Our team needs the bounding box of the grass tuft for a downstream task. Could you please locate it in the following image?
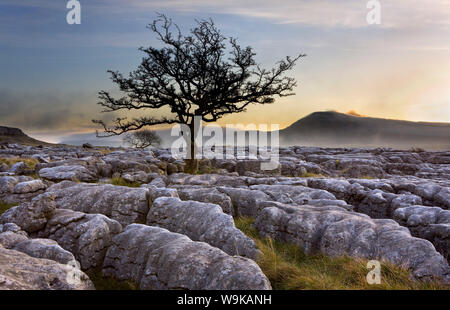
[98,148,115,155]
[360,175,376,180]
[109,177,141,188]
[235,217,447,290]
[0,201,16,216]
[0,157,39,171]
[300,172,323,178]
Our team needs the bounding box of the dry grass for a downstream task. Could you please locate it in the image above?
[97,148,116,155]
[300,172,324,178]
[235,217,448,290]
[0,201,16,216]
[0,157,39,171]
[360,175,376,180]
[110,177,141,188]
[28,173,41,180]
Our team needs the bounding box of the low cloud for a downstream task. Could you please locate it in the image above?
[5,0,450,29]
[119,0,450,29]
[346,110,367,117]
[0,89,111,132]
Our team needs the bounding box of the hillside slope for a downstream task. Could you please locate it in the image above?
[280,111,450,150]
[0,126,52,146]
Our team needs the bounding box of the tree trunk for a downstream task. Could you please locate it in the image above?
[184,121,198,174]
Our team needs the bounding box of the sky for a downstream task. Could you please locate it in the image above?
[0,0,449,143]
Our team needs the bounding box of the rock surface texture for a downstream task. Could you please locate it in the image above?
[46,181,150,226]
[254,202,449,282]
[147,197,260,259]
[0,143,449,288]
[103,224,271,290]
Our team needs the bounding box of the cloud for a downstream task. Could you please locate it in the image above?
[0,89,104,131]
[0,88,177,133]
[1,0,449,128]
[113,0,450,29]
[5,0,449,29]
[346,110,367,117]
[0,0,61,9]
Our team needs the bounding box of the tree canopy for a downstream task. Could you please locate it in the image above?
[123,129,161,149]
[93,14,304,138]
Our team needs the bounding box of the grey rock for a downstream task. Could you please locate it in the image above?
[0,176,47,204]
[8,162,27,175]
[31,154,50,164]
[146,185,179,204]
[307,178,352,200]
[250,184,337,206]
[254,202,450,283]
[37,209,122,269]
[435,188,450,210]
[148,177,166,188]
[122,171,151,184]
[46,181,150,226]
[39,165,98,182]
[0,193,56,233]
[12,180,47,194]
[349,179,394,192]
[2,143,450,287]
[244,176,279,186]
[273,177,308,186]
[385,163,420,175]
[342,164,385,178]
[103,224,271,290]
[307,199,353,211]
[0,231,28,248]
[217,187,270,217]
[176,187,234,215]
[0,247,94,290]
[391,194,423,211]
[0,176,19,193]
[355,189,392,219]
[415,184,442,201]
[236,160,281,176]
[147,197,259,259]
[12,237,76,265]
[394,205,450,261]
[168,173,247,187]
[103,158,156,175]
[0,223,27,235]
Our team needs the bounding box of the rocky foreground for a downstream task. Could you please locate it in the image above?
[0,143,449,289]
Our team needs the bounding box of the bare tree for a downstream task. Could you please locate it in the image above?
[93,14,304,171]
[123,129,161,149]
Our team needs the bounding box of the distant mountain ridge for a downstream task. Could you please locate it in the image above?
[4,111,449,150]
[280,111,450,150]
[0,126,52,146]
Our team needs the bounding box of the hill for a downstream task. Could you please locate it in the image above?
[0,126,52,146]
[280,111,450,150]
